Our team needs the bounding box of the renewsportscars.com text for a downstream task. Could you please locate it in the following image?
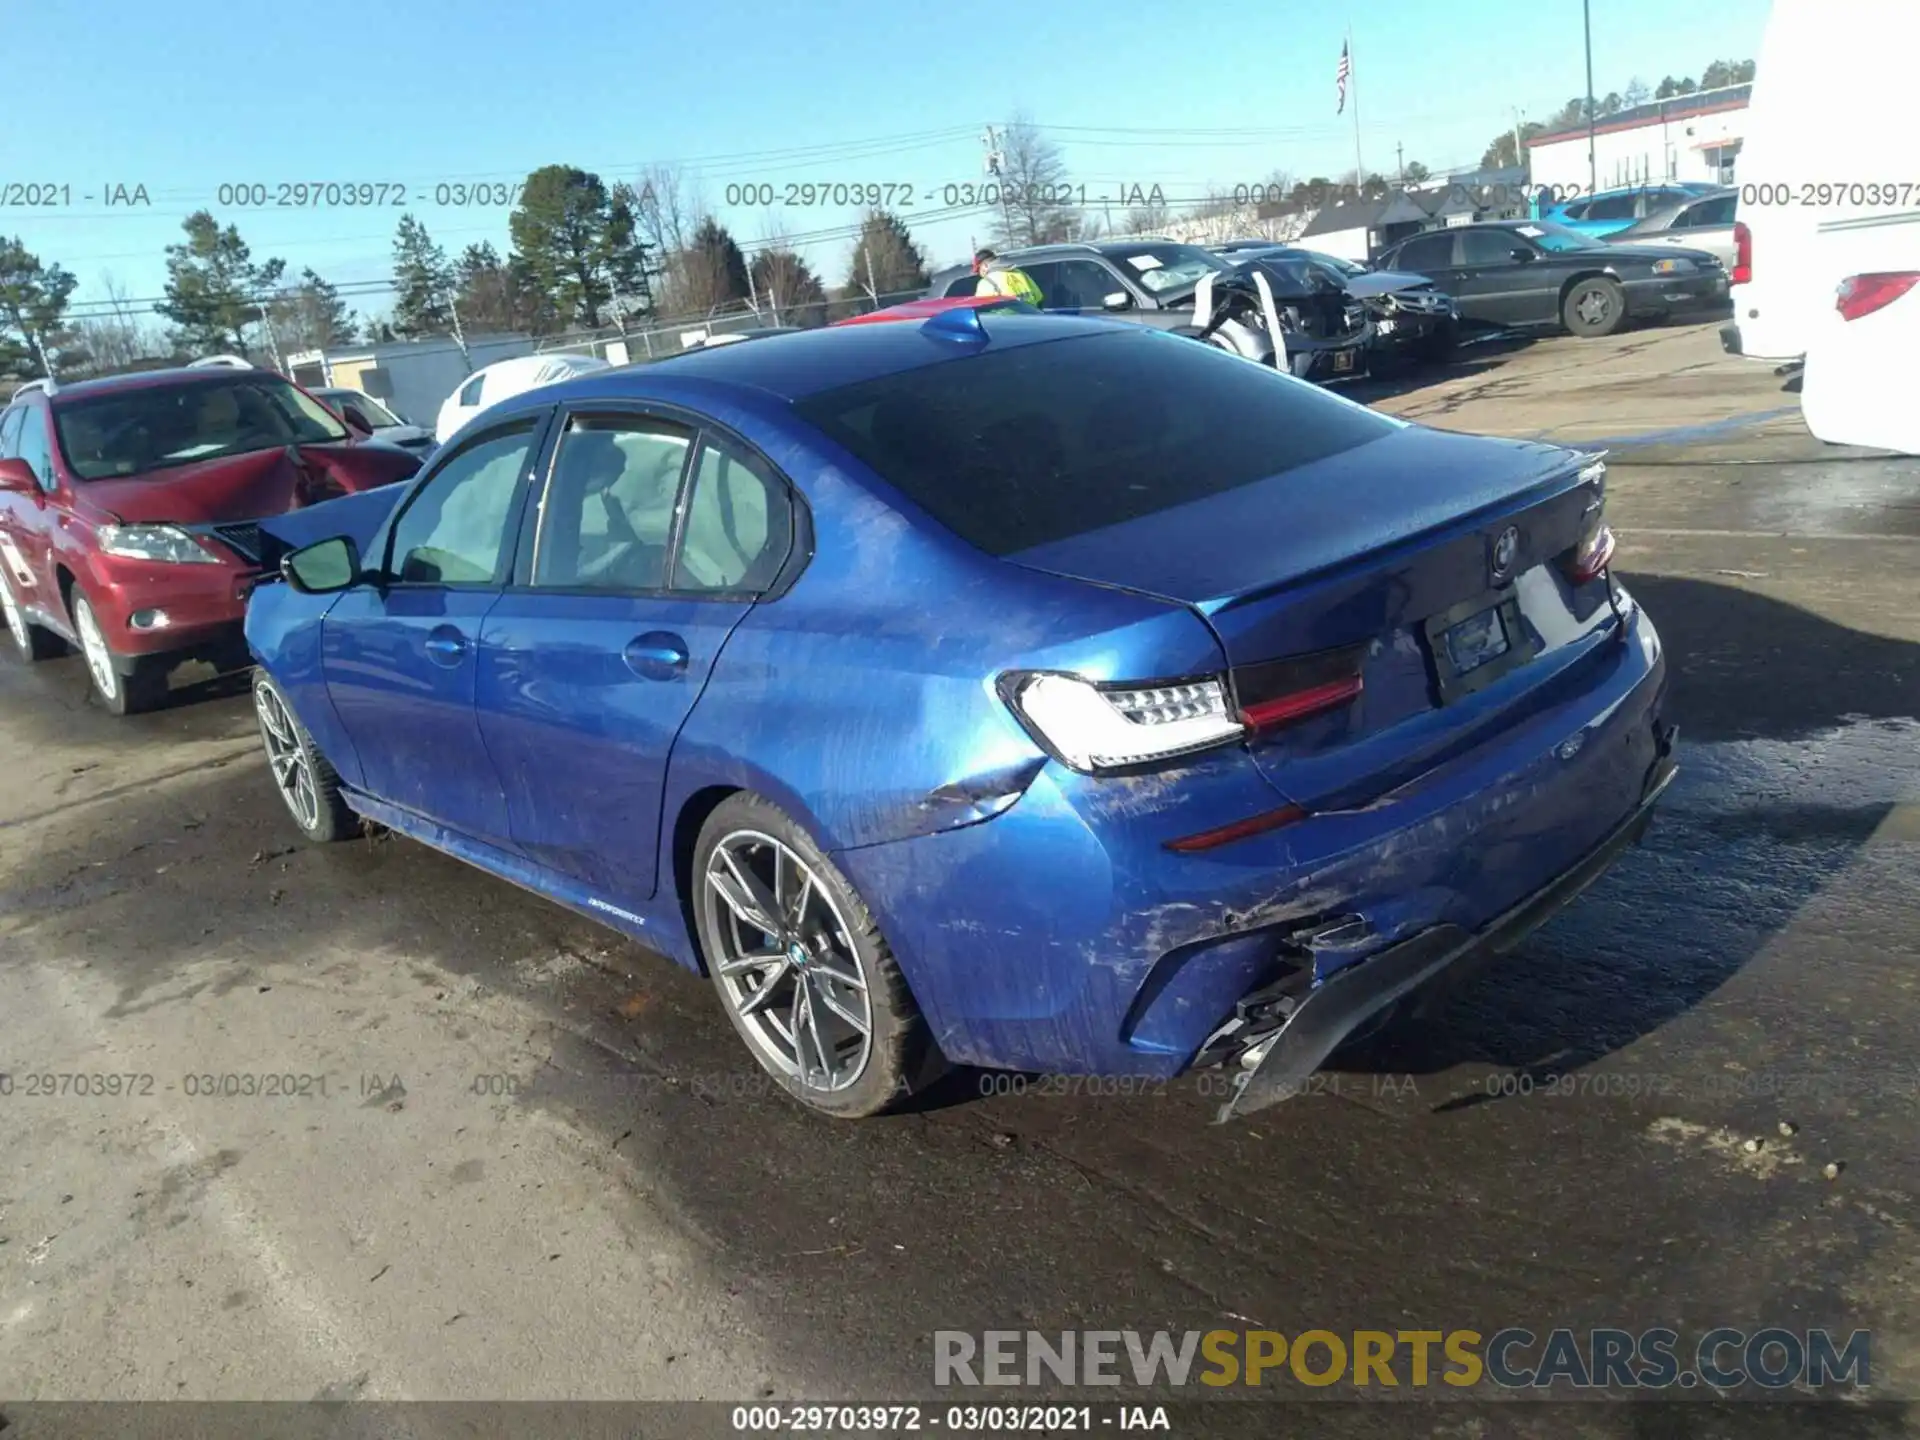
[934,1328,1870,1392]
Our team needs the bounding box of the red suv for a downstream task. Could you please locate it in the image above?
[0,362,421,714]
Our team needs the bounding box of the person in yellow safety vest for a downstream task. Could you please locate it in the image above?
[972,248,1043,307]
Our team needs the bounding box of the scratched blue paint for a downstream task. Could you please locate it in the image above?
[247,315,1670,1077]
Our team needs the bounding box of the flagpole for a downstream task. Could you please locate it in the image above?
[1349,25,1365,187]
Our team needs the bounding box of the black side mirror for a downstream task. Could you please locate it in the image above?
[341,407,375,438]
[282,535,362,594]
[1510,247,1536,263]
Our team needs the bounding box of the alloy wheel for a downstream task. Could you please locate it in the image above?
[702,829,874,1093]
[73,597,119,700]
[1577,288,1614,327]
[255,682,321,831]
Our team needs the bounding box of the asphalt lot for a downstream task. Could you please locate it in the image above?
[2,321,1917,1438]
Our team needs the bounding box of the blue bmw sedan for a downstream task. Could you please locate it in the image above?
[245,308,1675,1121]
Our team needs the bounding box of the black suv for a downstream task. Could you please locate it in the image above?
[930,241,1372,382]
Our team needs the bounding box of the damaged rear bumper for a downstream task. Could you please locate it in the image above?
[1214,733,1680,1123]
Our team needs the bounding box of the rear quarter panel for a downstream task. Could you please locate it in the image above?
[655,408,1232,861]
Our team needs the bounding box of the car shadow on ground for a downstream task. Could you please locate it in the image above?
[1330,572,1917,1094]
[1341,330,1536,407]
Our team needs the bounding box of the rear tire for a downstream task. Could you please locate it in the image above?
[0,568,63,661]
[70,590,167,715]
[1563,276,1627,337]
[252,670,359,843]
[692,792,944,1119]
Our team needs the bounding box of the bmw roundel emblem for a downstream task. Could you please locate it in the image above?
[1491,525,1520,582]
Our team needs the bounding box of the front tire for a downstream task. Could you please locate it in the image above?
[692,792,943,1119]
[0,567,63,661]
[1563,276,1627,337]
[253,670,359,842]
[70,590,167,715]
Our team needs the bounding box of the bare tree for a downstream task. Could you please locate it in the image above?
[990,116,1080,248]
[71,272,164,374]
[633,164,707,313]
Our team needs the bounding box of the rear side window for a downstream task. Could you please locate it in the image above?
[793,329,1396,556]
[1391,232,1454,271]
[534,416,691,591]
[459,373,485,405]
[1586,192,1638,221]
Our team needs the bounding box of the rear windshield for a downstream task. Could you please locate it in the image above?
[54,376,349,481]
[793,328,1397,555]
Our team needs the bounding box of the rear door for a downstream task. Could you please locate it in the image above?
[474,408,796,906]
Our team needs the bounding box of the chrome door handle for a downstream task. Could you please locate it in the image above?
[424,626,467,666]
[625,632,689,681]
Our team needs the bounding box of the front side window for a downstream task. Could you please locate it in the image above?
[675,432,792,593]
[795,327,1396,557]
[51,377,348,481]
[1458,230,1524,267]
[533,416,692,591]
[16,407,53,488]
[387,422,538,585]
[0,406,24,458]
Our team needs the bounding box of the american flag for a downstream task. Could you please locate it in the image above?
[1336,40,1351,114]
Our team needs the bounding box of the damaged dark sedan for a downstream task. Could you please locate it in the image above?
[245,310,1675,1122]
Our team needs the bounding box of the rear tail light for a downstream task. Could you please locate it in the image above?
[1836,272,1920,322]
[1002,645,1370,774]
[1562,460,1615,584]
[1003,673,1244,773]
[1730,221,1752,285]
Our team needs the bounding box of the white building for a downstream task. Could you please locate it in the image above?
[1527,85,1749,193]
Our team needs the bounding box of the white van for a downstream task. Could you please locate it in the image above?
[434,352,612,443]
[1722,0,1918,367]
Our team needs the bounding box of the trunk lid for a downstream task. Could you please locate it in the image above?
[1006,426,1616,807]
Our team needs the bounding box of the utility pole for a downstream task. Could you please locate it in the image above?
[444,286,472,371]
[1512,108,1526,175]
[1395,142,1404,183]
[1583,0,1598,194]
[1347,26,1365,187]
[983,124,1010,247]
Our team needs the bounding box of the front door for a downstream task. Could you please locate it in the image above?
[0,406,63,631]
[476,412,796,907]
[322,413,547,845]
[1452,229,1554,326]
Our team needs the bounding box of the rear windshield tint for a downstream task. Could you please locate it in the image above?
[792,328,1396,555]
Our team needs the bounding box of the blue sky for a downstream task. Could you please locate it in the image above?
[5,0,1772,324]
